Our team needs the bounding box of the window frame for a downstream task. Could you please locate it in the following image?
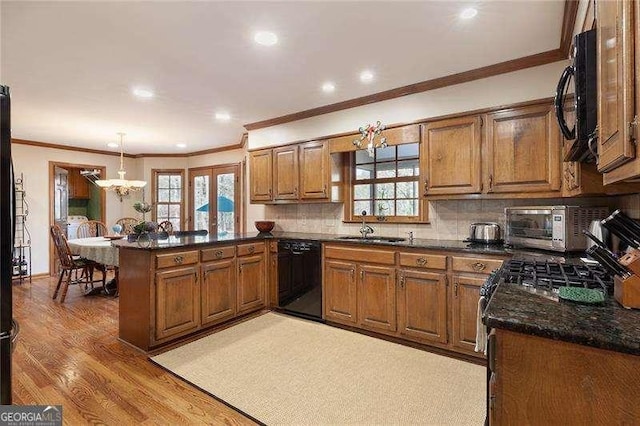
[345,143,428,224]
[151,169,185,231]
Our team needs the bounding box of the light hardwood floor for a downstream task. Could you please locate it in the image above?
[11,275,256,425]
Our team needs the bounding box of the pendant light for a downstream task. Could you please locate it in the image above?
[95,133,146,201]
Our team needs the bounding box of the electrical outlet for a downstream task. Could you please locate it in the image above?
[301,214,307,226]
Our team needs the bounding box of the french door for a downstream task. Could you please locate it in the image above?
[189,164,241,235]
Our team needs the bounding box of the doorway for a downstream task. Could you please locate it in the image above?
[189,163,242,235]
[49,161,106,275]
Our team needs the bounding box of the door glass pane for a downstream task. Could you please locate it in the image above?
[193,175,209,232]
[217,173,235,235]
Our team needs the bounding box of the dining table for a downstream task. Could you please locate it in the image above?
[67,236,121,295]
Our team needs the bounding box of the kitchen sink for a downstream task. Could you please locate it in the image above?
[335,236,406,243]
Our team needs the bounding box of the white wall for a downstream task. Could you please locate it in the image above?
[248,61,569,149]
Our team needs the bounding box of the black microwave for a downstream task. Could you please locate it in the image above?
[554,29,597,162]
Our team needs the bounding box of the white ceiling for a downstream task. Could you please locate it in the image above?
[1,1,564,154]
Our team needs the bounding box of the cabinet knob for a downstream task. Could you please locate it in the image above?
[174,255,184,264]
[248,246,255,254]
[454,280,459,297]
[416,257,428,266]
[214,250,223,259]
[472,262,486,272]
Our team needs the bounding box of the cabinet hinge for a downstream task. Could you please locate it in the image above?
[479,116,484,127]
[630,115,639,145]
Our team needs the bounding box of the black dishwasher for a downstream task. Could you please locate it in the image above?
[277,240,323,322]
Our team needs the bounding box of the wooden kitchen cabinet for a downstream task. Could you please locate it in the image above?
[357,264,396,333]
[397,269,448,344]
[597,0,636,173]
[237,252,266,314]
[324,259,358,325]
[450,275,485,353]
[485,103,561,194]
[249,149,273,202]
[68,168,90,199]
[421,115,482,196]
[201,258,236,326]
[154,266,200,341]
[299,140,329,199]
[273,145,299,200]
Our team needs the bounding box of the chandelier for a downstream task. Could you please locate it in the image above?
[95,133,146,201]
[353,120,387,157]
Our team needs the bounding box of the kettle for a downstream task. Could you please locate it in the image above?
[468,222,502,244]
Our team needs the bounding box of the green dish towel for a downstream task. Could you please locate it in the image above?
[558,287,605,305]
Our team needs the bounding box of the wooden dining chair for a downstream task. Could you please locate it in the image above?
[116,217,138,235]
[50,225,105,302]
[157,220,174,235]
[76,220,108,238]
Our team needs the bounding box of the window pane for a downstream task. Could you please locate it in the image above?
[355,163,374,180]
[158,189,170,203]
[169,189,181,203]
[396,199,418,216]
[398,160,419,177]
[157,204,168,217]
[375,183,394,199]
[169,205,180,217]
[158,175,170,188]
[374,200,395,216]
[354,201,372,216]
[170,218,181,232]
[375,146,395,161]
[170,175,181,188]
[355,150,373,164]
[376,162,396,179]
[398,143,419,160]
[354,184,372,200]
[396,181,417,198]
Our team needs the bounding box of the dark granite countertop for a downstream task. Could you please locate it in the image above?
[484,282,640,356]
[112,231,513,256]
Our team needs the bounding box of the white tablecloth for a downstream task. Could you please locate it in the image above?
[67,236,119,267]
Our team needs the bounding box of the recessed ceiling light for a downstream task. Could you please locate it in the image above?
[215,112,231,121]
[107,142,119,148]
[360,70,374,83]
[176,143,187,148]
[460,8,478,19]
[254,31,278,46]
[132,87,154,99]
[322,82,336,93]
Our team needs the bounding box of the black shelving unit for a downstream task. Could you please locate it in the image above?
[13,173,31,284]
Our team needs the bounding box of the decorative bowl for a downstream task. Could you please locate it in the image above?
[255,221,275,233]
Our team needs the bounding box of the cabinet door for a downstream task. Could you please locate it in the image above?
[299,141,329,199]
[201,259,236,326]
[485,104,561,193]
[237,254,266,314]
[597,0,635,172]
[250,149,273,202]
[273,145,299,200]
[73,169,90,199]
[155,266,200,341]
[451,275,484,353]
[397,269,447,344]
[357,264,396,332]
[422,116,482,195]
[324,259,357,325]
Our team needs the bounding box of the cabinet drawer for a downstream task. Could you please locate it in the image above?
[201,246,235,262]
[399,252,446,270]
[452,256,503,274]
[324,245,395,265]
[156,250,199,269]
[237,242,265,257]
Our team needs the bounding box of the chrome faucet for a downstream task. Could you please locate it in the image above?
[360,211,374,239]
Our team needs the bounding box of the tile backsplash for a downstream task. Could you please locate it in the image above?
[264,197,624,240]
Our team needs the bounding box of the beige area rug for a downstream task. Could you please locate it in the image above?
[151,313,485,425]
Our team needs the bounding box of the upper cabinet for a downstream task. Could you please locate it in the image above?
[484,104,561,194]
[421,115,482,196]
[599,0,640,184]
[249,140,342,204]
[68,168,90,199]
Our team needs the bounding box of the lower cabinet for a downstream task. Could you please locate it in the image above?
[397,269,448,344]
[324,259,357,325]
[237,254,266,314]
[450,275,485,352]
[201,259,236,326]
[155,266,200,341]
[358,265,397,332]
